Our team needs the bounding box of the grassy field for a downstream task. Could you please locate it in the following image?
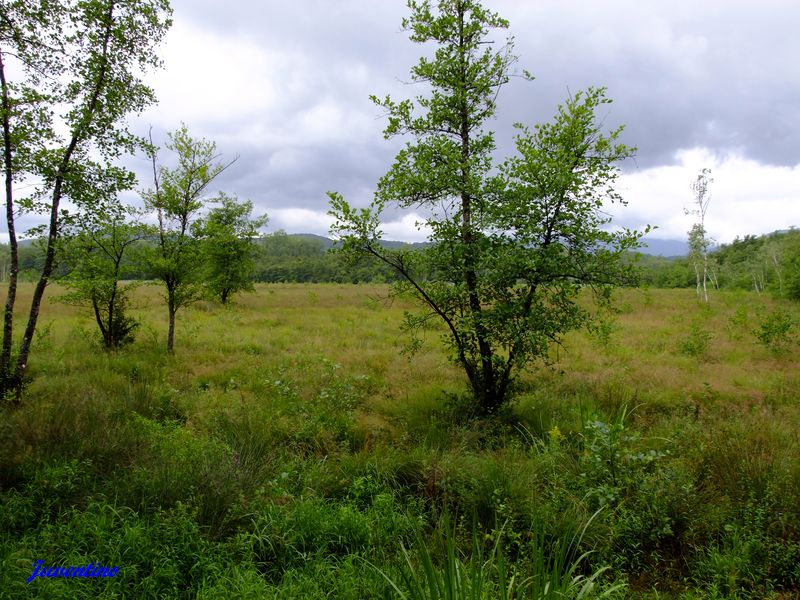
[1,282,799,598]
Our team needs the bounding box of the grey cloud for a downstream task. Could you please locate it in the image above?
[210,141,399,212]
[131,0,800,238]
[496,0,800,168]
[156,0,800,161]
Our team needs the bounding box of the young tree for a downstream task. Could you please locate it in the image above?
[687,168,713,302]
[0,0,172,400]
[58,206,146,349]
[193,193,268,304]
[329,1,642,414]
[143,125,234,352]
[762,237,784,295]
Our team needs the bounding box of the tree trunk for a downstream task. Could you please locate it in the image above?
[8,1,116,401]
[92,296,109,348]
[457,5,495,413]
[772,251,783,294]
[107,280,118,349]
[0,48,18,389]
[167,289,176,353]
[14,128,81,399]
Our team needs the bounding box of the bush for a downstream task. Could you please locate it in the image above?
[755,309,795,356]
[680,322,713,358]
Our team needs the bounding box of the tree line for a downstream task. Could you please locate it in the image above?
[0,232,413,286]
[637,228,800,298]
[9,227,798,299]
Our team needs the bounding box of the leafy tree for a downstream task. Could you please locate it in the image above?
[0,0,171,400]
[58,206,145,349]
[193,193,267,304]
[143,125,234,353]
[329,1,642,413]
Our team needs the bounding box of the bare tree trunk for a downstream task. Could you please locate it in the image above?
[708,267,719,290]
[771,250,783,294]
[752,271,764,293]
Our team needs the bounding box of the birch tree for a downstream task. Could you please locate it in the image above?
[687,168,713,302]
[143,125,235,353]
[0,0,171,401]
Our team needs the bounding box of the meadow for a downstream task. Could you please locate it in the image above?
[1,282,799,598]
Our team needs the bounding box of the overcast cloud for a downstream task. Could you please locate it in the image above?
[123,0,800,245]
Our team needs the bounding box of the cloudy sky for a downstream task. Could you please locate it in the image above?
[126,0,799,245]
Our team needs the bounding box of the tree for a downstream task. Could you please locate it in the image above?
[329,1,642,414]
[143,125,234,353]
[58,206,146,349]
[193,193,267,304]
[687,168,713,302]
[0,0,171,400]
[761,236,784,295]
[783,231,800,301]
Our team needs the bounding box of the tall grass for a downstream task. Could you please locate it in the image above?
[1,283,799,597]
[376,513,624,600]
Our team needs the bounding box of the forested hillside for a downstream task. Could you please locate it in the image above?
[4,229,800,296]
[0,232,421,285]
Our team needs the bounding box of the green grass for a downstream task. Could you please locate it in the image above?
[1,283,799,598]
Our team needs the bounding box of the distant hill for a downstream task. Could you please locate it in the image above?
[287,233,334,250]
[282,233,428,251]
[638,238,688,257]
[10,232,688,258]
[284,233,686,257]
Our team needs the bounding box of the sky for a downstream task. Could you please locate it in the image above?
[124,0,799,245]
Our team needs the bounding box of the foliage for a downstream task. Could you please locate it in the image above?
[56,206,145,348]
[329,0,642,413]
[636,228,800,300]
[193,193,268,303]
[0,0,172,400]
[754,308,795,356]
[255,232,408,284]
[579,407,667,509]
[142,124,234,352]
[680,322,713,358]
[5,231,427,285]
[1,285,799,596]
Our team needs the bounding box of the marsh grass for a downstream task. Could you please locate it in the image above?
[376,513,625,600]
[1,283,799,597]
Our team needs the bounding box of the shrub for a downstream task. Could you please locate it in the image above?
[754,309,795,356]
[579,407,668,510]
[680,322,713,358]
